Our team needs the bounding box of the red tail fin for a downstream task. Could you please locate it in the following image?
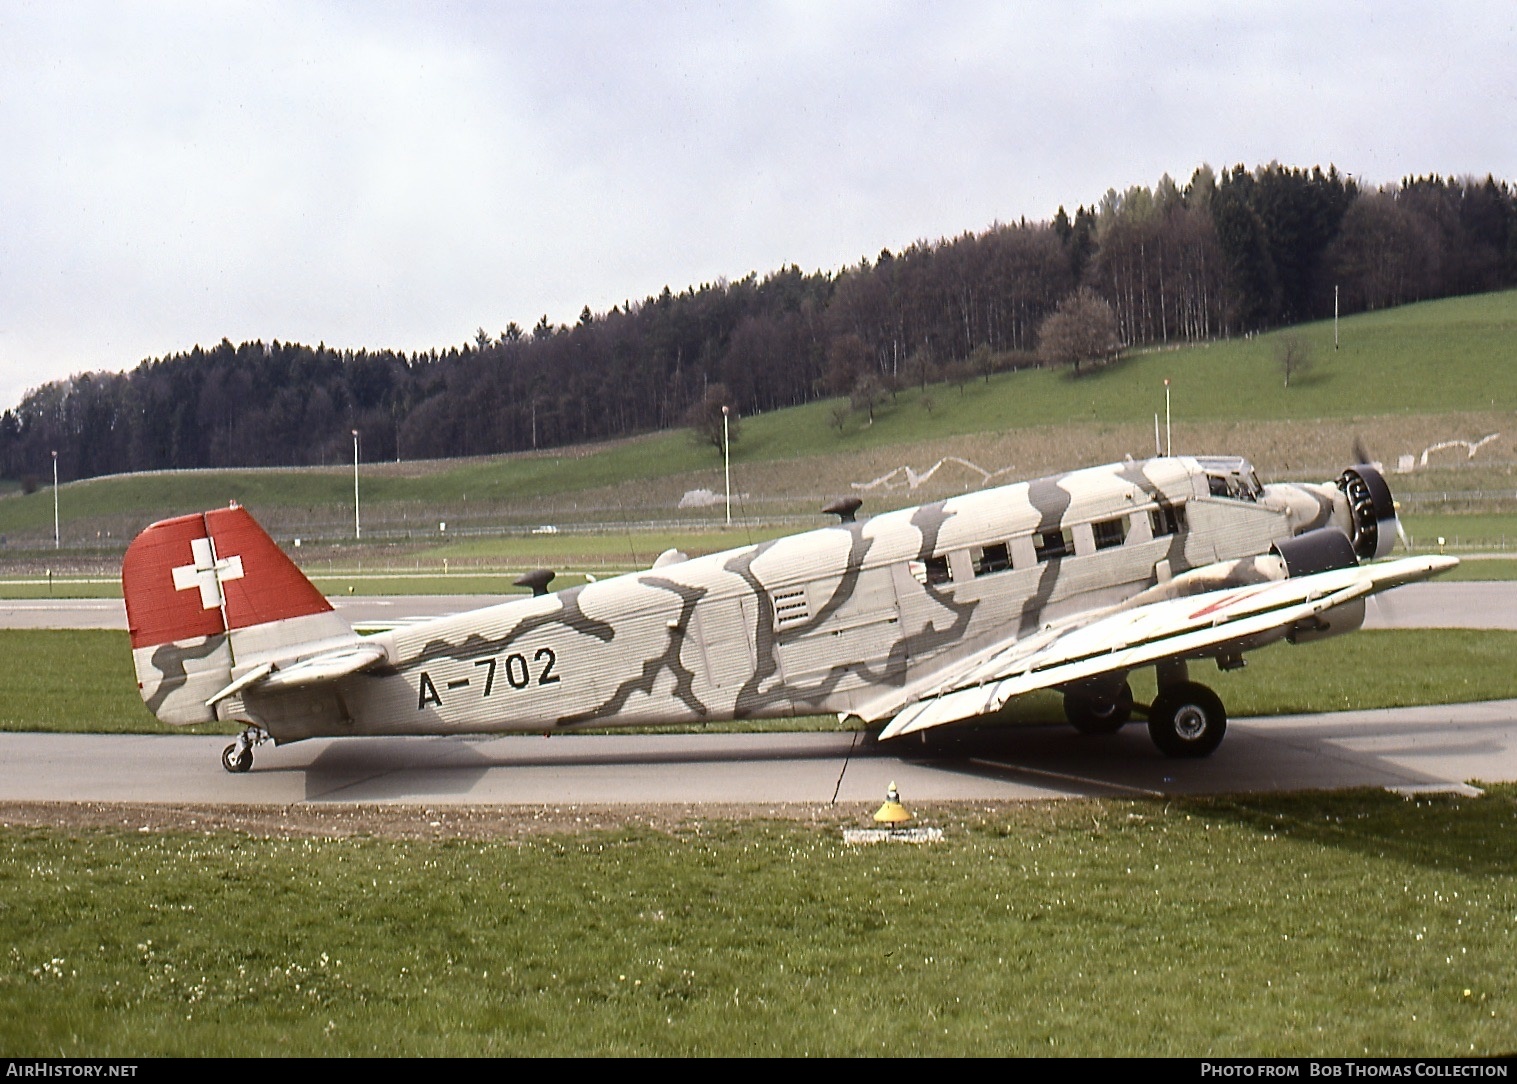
[123,504,345,725]
[124,504,333,649]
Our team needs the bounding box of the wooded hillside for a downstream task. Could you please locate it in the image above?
[5,164,1514,486]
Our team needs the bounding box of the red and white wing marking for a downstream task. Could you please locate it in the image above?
[878,554,1458,740]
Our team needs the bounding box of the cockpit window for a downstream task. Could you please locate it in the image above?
[1194,456,1263,502]
[1203,464,1262,502]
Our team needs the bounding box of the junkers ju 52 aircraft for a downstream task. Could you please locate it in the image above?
[122,455,1456,773]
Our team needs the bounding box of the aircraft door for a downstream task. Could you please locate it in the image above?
[691,594,758,693]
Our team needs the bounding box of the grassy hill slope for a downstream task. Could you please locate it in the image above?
[3,289,1514,557]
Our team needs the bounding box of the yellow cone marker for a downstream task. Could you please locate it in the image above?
[873,781,912,827]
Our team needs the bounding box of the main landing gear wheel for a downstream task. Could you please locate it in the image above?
[1147,681,1227,758]
[1064,681,1134,735]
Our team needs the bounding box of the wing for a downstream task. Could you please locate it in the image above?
[877,553,1458,740]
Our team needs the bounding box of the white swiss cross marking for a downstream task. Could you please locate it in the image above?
[171,536,245,610]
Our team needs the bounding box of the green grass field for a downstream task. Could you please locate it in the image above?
[3,786,1514,1056]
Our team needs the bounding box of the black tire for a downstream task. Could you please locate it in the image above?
[1064,681,1134,735]
[1147,682,1227,758]
[222,743,253,774]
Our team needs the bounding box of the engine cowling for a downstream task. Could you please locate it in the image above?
[1269,526,1366,643]
[1336,465,1397,561]
[1270,526,1359,577]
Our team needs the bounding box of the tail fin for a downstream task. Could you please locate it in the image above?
[123,504,352,725]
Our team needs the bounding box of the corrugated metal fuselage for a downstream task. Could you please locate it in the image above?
[234,457,1298,743]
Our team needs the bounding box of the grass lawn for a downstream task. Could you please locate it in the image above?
[2,787,1513,1056]
[4,620,1516,1056]
[1401,513,1517,553]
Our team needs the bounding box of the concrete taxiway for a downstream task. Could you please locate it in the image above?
[3,582,1512,808]
[3,698,1513,807]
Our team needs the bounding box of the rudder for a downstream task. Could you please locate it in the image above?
[123,504,347,725]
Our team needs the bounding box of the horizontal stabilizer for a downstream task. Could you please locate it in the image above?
[206,643,387,707]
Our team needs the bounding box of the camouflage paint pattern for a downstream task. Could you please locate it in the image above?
[127,456,1361,745]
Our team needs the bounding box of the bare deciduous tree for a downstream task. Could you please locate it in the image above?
[850,372,887,425]
[1037,288,1120,375]
[684,383,740,453]
[1275,332,1313,388]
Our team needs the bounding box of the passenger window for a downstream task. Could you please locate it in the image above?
[1092,517,1127,550]
[1149,504,1186,537]
[973,542,1011,576]
[908,555,953,586]
[1034,528,1074,563]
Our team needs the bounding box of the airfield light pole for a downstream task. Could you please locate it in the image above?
[1164,379,1172,456]
[352,430,361,541]
[722,405,731,527]
[51,450,59,550]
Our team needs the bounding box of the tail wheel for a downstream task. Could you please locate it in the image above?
[1147,682,1227,758]
[1064,681,1134,735]
[222,743,253,773]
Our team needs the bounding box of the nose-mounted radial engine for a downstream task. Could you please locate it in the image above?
[1336,464,1399,561]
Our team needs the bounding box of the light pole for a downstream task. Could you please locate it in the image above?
[1334,284,1340,350]
[352,430,361,541]
[51,450,59,549]
[722,405,731,527]
[1163,379,1172,457]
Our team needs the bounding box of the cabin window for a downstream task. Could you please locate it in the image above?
[972,542,1011,576]
[908,555,953,586]
[1149,504,1186,537]
[1034,528,1074,563]
[1092,516,1128,551]
[772,587,810,630]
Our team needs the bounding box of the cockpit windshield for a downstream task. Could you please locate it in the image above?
[1197,457,1263,502]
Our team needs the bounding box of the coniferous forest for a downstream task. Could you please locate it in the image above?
[4,164,1515,486]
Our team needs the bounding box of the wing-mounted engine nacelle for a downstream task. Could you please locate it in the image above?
[1269,526,1366,643]
[1335,465,1398,561]
[1269,525,1359,577]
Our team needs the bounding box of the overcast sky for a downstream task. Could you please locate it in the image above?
[3,0,1514,413]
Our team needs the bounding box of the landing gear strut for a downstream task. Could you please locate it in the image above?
[221,726,269,773]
